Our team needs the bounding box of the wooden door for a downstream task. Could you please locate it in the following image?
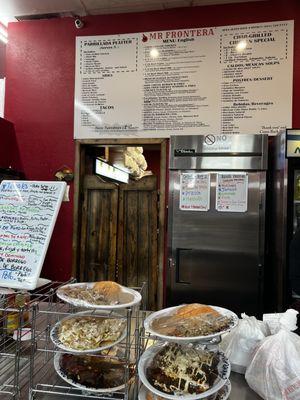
[78,175,158,309]
[117,176,158,310]
[79,175,118,282]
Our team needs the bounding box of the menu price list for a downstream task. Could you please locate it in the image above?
[0,181,65,288]
[74,20,293,138]
[219,22,292,135]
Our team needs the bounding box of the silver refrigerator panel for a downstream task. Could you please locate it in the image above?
[271,132,288,311]
[167,170,266,316]
[170,134,268,170]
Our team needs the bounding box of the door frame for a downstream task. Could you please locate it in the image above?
[72,138,168,309]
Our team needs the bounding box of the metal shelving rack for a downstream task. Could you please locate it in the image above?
[28,280,145,400]
[0,287,35,399]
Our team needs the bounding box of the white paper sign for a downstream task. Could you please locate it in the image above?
[0,181,66,290]
[216,173,248,212]
[180,173,210,211]
[74,20,293,139]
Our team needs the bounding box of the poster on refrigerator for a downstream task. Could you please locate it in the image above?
[74,20,293,139]
[180,173,210,211]
[216,173,248,212]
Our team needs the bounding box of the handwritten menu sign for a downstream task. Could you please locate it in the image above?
[180,173,210,211]
[216,173,248,212]
[0,181,66,290]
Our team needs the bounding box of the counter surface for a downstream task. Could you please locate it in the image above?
[20,372,262,399]
[230,372,262,399]
[18,302,263,399]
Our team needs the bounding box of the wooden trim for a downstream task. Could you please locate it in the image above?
[117,187,124,283]
[72,138,168,309]
[72,141,82,279]
[119,176,157,191]
[75,138,165,145]
[84,175,118,190]
[79,179,88,282]
[158,140,167,309]
[150,189,158,310]
[109,189,119,281]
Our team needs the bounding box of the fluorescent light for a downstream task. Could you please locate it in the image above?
[0,16,17,27]
[0,33,7,44]
[150,48,159,58]
[95,158,129,183]
[236,40,247,52]
[0,25,7,38]
[0,23,7,44]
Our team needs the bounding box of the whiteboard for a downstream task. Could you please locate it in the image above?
[0,181,66,290]
[216,173,248,212]
[179,173,210,211]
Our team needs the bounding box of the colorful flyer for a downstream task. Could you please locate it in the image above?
[216,173,248,212]
[180,173,210,211]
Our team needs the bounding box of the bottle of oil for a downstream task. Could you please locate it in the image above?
[6,292,30,335]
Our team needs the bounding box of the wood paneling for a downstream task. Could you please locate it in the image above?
[79,175,158,309]
[79,175,118,282]
[118,176,158,310]
[73,139,167,310]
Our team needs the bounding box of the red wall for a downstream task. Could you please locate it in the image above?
[0,117,21,169]
[4,0,300,281]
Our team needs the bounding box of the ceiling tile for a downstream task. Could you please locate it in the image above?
[88,4,164,15]
[85,0,165,14]
[0,0,85,18]
[0,0,268,20]
[163,0,192,9]
[192,0,265,5]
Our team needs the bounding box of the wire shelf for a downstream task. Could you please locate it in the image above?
[27,280,146,400]
[0,279,146,399]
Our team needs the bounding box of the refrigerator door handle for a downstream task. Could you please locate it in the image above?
[168,258,175,269]
[176,248,192,284]
[258,263,264,279]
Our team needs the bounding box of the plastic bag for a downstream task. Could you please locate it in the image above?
[245,328,300,400]
[220,313,269,374]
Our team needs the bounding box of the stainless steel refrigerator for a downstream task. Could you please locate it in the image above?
[167,134,268,316]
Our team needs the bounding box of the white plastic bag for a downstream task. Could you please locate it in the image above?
[245,328,300,400]
[220,313,269,374]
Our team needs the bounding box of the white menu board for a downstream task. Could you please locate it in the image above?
[216,173,248,212]
[0,181,66,290]
[180,173,210,211]
[74,20,293,139]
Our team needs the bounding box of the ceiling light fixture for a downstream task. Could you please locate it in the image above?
[236,40,247,52]
[0,23,7,44]
[150,48,159,59]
